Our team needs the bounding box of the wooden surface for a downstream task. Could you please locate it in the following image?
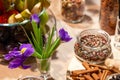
[0,0,108,80]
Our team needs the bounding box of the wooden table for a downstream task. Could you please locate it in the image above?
[0,0,114,80]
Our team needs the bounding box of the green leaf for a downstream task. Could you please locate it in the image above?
[31,21,40,42]
[31,21,43,52]
[44,27,55,58]
[20,25,33,45]
[31,32,42,54]
[38,27,43,51]
[32,51,42,59]
[47,38,61,58]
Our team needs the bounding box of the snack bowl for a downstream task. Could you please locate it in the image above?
[0,8,56,57]
[74,29,112,64]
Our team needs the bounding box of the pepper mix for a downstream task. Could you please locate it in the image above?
[74,35,111,64]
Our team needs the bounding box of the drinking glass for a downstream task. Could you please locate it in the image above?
[114,16,120,50]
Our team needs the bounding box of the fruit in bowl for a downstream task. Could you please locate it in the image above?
[0,0,50,24]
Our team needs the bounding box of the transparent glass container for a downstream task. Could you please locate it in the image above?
[99,0,119,35]
[61,0,85,23]
[36,58,52,80]
[18,76,42,80]
[74,29,112,64]
[0,8,56,58]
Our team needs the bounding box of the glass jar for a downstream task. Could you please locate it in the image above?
[74,29,112,64]
[61,0,85,23]
[99,0,119,35]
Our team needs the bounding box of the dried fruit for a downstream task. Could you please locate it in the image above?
[8,14,17,23]
[21,9,31,19]
[8,9,19,15]
[0,14,9,23]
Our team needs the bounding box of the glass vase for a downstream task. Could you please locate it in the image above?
[37,58,51,79]
[18,58,53,80]
[36,58,53,80]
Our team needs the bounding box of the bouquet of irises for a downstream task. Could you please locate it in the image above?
[4,9,72,69]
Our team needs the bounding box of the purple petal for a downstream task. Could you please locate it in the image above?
[4,51,21,60]
[12,47,19,51]
[30,14,40,24]
[8,58,22,69]
[19,44,33,50]
[59,28,72,42]
[4,54,13,61]
[21,64,31,69]
[23,48,34,57]
[9,51,21,57]
[19,44,34,57]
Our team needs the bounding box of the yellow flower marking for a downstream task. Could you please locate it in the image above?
[21,48,27,54]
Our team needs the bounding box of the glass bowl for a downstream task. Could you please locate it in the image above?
[106,73,120,80]
[0,20,29,27]
[74,29,112,64]
[0,8,56,57]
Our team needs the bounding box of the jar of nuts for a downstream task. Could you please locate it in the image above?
[61,0,85,23]
[99,0,119,35]
[74,29,112,64]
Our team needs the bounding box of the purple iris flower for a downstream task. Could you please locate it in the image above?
[59,28,72,42]
[4,44,34,69]
[30,14,40,24]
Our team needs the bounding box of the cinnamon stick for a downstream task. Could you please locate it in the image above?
[100,70,109,80]
[89,64,108,70]
[82,61,91,70]
[84,74,94,80]
[72,68,99,76]
[82,62,100,80]
[92,73,100,80]
[110,68,120,73]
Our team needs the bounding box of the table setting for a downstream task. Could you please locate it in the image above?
[0,0,120,80]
